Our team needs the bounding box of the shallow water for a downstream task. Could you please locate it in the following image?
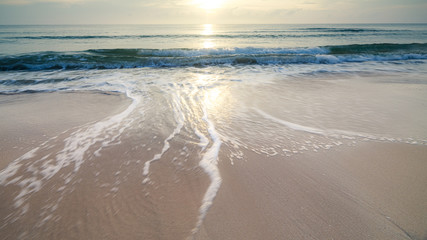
[1,65,427,238]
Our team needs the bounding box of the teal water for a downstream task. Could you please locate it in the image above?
[1,24,427,71]
[0,24,426,135]
[1,24,427,54]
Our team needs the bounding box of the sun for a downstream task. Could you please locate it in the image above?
[192,0,225,10]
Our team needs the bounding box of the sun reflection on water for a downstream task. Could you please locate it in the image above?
[201,24,216,49]
[201,24,213,35]
[203,40,215,48]
[193,74,231,118]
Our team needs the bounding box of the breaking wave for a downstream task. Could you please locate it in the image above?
[0,43,426,71]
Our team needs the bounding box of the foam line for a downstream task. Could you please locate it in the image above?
[254,108,326,135]
[44,90,140,179]
[0,90,140,211]
[2,44,426,71]
[192,99,222,235]
[194,128,209,150]
[142,93,185,181]
[254,108,379,140]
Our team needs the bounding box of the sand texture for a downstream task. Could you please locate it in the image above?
[0,89,426,240]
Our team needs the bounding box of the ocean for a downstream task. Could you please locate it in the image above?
[1,24,427,239]
[1,24,427,69]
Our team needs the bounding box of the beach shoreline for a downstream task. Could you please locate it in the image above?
[0,91,426,239]
[0,91,132,171]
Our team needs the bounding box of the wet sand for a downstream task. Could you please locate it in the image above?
[0,92,132,169]
[1,92,426,240]
[196,143,427,240]
[0,92,208,240]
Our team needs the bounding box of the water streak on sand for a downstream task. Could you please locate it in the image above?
[192,95,222,235]
[1,23,427,239]
[0,90,140,213]
[142,89,185,183]
[253,108,403,142]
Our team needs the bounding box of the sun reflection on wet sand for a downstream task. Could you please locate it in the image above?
[193,73,232,120]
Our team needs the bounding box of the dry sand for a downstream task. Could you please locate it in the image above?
[0,92,426,240]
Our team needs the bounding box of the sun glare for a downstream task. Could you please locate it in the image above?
[203,40,215,48]
[192,0,225,10]
[201,24,215,48]
[202,24,213,35]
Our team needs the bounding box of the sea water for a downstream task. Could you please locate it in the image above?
[0,24,427,238]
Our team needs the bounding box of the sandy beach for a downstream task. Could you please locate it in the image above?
[0,91,426,240]
[196,143,427,240]
[0,92,132,169]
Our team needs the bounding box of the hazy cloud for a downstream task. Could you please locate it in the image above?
[0,0,88,4]
[0,0,426,24]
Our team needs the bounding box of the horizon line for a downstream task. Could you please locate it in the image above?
[1,22,427,26]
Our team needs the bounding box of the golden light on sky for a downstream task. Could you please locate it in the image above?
[0,0,426,24]
[192,0,226,10]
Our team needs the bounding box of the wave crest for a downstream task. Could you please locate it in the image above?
[0,43,426,71]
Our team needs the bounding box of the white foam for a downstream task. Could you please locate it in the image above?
[42,90,140,180]
[254,108,326,135]
[141,47,329,58]
[254,108,380,140]
[0,147,39,185]
[0,90,140,213]
[192,98,222,235]
[194,128,209,150]
[142,92,185,180]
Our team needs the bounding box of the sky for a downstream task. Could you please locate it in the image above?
[0,0,426,24]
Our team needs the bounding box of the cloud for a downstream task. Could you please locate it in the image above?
[0,0,426,24]
[0,0,88,5]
